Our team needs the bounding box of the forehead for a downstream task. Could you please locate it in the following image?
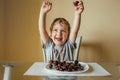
[53,22,69,30]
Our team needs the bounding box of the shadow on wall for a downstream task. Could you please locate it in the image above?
[79,41,110,62]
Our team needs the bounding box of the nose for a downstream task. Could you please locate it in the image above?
[57,31,62,36]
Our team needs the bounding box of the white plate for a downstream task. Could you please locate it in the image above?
[44,62,89,74]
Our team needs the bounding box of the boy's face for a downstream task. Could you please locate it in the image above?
[50,23,69,46]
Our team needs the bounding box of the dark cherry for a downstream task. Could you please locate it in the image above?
[49,64,53,69]
[74,66,78,71]
[67,67,72,72]
[61,66,66,71]
[63,61,66,64]
[48,60,84,71]
[54,60,59,65]
[80,66,84,70]
[60,62,64,66]
[73,1,79,6]
[74,60,78,65]
[78,64,81,67]
[49,60,53,64]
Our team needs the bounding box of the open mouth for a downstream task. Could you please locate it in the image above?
[55,37,62,41]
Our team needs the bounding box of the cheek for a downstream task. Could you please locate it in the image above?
[67,32,70,37]
[63,33,69,39]
[51,33,56,39]
[52,32,56,36]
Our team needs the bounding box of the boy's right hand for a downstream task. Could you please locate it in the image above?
[40,1,52,14]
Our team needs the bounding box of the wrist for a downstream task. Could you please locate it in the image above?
[74,10,83,15]
[40,12,47,19]
[40,10,47,15]
[74,12,82,17]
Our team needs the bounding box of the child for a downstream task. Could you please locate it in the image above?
[39,0,84,62]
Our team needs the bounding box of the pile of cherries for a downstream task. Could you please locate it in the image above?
[48,60,84,72]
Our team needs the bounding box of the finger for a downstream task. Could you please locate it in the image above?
[46,1,52,6]
[78,1,83,5]
[78,1,84,8]
[49,2,51,5]
[42,1,46,6]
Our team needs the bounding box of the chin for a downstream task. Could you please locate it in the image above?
[55,43,63,46]
[55,44,62,46]
[54,40,65,46]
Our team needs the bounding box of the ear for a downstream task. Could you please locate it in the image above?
[49,33,52,38]
[68,32,70,37]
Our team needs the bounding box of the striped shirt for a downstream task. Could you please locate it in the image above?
[42,38,76,62]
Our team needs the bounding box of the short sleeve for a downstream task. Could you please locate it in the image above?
[42,38,53,49]
[67,39,77,49]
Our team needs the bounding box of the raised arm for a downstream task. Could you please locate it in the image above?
[39,1,52,44]
[69,0,84,44]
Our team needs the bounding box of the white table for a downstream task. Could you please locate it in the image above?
[24,62,111,76]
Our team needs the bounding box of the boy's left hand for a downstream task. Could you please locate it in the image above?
[73,0,84,14]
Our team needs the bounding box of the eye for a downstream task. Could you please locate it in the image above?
[53,29,57,31]
[61,30,66,32]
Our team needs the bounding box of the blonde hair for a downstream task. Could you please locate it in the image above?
[50,18,70,33]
